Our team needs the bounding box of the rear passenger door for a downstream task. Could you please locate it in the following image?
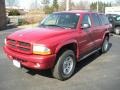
[91,13,104,49]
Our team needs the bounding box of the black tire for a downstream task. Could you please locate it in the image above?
[99,37,109,53]
[52,50,76,81]
[114,27,120,35]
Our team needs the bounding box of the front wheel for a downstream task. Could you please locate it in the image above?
[52,50,76,81]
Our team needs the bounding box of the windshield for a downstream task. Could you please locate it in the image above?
[109,14,120,21]
[116,16,120,21]
[39,13,80,29]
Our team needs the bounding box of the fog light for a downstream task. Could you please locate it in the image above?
[8,55,13,60]
[34,63,40,68]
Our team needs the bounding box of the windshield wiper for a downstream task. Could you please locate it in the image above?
[39,24,73,29]
[39,24,67,29]
[46,24,67,28]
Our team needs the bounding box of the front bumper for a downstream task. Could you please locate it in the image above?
[3,46,56,70]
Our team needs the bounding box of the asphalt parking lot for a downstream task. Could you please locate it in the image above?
[0,28,120,90]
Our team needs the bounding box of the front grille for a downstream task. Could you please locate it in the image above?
[8,39,16,45]
[7,39,32,54]
[18,41,31,47]
[18,47,30,51]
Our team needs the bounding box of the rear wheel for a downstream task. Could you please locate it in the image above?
[52,50,76,81]
[100,37,109,53]
[114,27,120,35]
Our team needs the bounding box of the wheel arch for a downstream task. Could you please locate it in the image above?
[103,32,110,41]
[55,41,78,64]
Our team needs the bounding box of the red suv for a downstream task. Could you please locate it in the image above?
[4,11,111,80]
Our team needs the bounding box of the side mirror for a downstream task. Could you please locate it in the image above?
[81,23,90,29]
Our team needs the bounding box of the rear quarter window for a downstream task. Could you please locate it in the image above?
[99,14,109,25]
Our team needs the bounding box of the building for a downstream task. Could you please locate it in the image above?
[105,6,120,15]
[0,0,6,30]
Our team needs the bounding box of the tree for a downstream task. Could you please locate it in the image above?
[41,0,53,14]
[59,0,66,11]
[41,0,50,5]
[70,2,75,10]
[52,0,59,11]
[116,0,120,5]
[43,6,53,14]
[59,0,75,11]
[72,1,90,10]
[90,2,112,13]
[8,9,20,16]
[90,2,96,11]
[30,0,42,9]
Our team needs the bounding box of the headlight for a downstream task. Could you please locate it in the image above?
[33,44,51,55]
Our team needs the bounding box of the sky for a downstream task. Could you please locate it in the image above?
[6,0,116,10]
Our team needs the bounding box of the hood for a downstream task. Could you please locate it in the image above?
[8,27,74,43]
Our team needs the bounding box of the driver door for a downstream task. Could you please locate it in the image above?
[78,14,95,59]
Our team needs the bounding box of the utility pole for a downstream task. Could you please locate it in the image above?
[66,0,69,11]
[35,0,38,9]
[0,0,6,30]
[97,0,99,12]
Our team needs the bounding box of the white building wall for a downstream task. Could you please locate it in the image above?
[105,6,120,15]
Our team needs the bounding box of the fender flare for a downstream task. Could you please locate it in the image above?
[102,31,110,41]
[55,39,79,57]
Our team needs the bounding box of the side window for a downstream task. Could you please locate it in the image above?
[116,16,120,21]
[91,14,100,26]
[103,15,109,24]
[99,14,109,25]
[82,14,91,26]
[99,14,104,25]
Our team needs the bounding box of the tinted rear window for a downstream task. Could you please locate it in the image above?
[91,13,101,26]
[99,14,109,25]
